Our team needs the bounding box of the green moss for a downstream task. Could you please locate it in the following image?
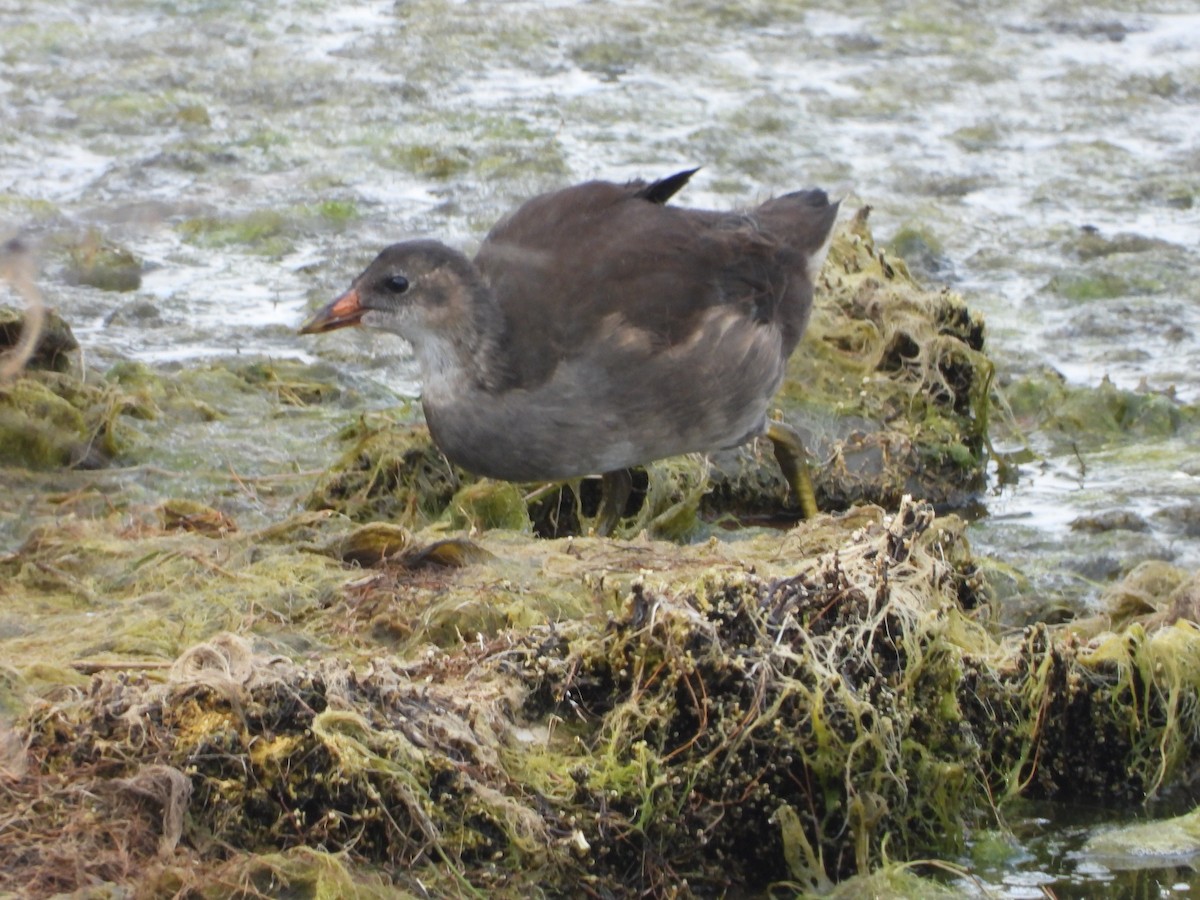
[315,199,359,225]
[1048,270,1135,301]
[179,210,292,255]
[0,378,86,467]
[386,144,472,179]
[1004,370,1193,452]
[447,481,531,533]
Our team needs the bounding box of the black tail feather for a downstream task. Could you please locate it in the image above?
[633,167,700,205]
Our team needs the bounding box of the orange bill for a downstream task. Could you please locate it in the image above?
[298,287,365,334]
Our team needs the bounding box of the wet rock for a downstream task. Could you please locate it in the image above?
[1083,808,1200,868]
[887,223,954,282]
[1068,226,1180,261]
[1069,510,1150,534]
[1154,503,1200,539]
[103,299,163,327]
[157,499,238,536]
[321,521,413,566]
[1003,370,1194,453]
[63,231,142,292]
[1070,554,1124,583]
[0,305,78,372]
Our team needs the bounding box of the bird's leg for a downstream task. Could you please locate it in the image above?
[595,468,633,536]
[766,421,818,520]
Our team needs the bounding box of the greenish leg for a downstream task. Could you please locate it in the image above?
[766,421,819,520]
[596,468,633,536]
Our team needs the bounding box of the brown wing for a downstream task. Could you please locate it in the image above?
[474,171,836,389]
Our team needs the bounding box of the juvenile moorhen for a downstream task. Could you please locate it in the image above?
[300,169,839,527]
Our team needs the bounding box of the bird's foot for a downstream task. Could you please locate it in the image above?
[766,421,818,520]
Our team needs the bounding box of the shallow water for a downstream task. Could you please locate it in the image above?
[3,0,1200,893]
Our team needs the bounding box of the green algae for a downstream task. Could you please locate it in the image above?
[1048,270,1143,301]
[0,371,142,469]
[886,222,950,279]
[1002,368,1198,454]
[3,340,1200,896]
[1,501,983,893]
[800,863,966,899]
[1065,227,1181,261]
[305,412,460,526]
[784,208,992,511]
[386,143,473,180]
[179,210,292,256]
[9,493,1200,896]
[1083,807,1200,867]
[63,230,142,292]
[448,481,532,533]
[314,198,359,226]
[0,194,61,224]
[0,0,1196,893]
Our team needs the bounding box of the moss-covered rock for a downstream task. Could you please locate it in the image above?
[63,230,142,292]
[9,498,1200,896]
[0,305,79,373]
[1003,368,1198,453]
[0,371,140,468]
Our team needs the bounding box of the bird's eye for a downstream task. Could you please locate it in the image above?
[384,275,409,294]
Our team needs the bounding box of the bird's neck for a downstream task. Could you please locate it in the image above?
[413,276,508,403]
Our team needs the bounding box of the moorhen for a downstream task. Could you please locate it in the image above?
[300,169,838,528]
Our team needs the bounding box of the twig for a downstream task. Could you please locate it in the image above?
[71,660,173,675]
[0,237,44,383]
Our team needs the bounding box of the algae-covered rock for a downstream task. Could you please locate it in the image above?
[1104,561,1200,630]
[63,230,142,292]
[320,521,413,566]
[1003,368,1197,453]
[887,221,953,281]
[784,207,992,512]
[0,371,139,468]
[234,358,342,406]
[157,498,238,535]
[1083,807,1200,869]
[8,495,1200,897]
[0,305,78,373]
[306,414,463,526]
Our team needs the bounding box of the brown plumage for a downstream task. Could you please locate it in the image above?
[300,169,838,490]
